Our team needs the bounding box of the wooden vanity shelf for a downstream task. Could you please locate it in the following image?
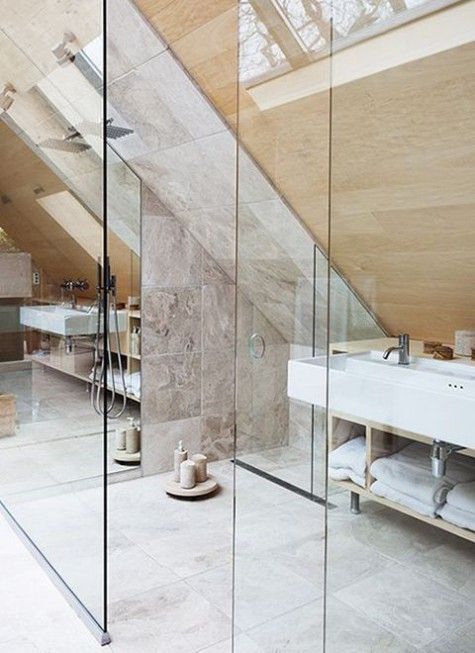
[330,411,475,544]
[29,309,141,404]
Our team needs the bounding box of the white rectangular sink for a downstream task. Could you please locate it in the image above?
[288,350,475,450]
[20,305,127,337]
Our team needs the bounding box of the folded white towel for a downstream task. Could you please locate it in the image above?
[329,467,365,488]
[329,436,366,478]
[371,458,451,507]
[371,480,436,518]
[370,443,475,507]
[89,368,130,393]
[398,443,475,486]
[446,481,475,513]
[438,503,475,532]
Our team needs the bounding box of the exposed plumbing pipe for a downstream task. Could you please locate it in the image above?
[430,439,464,478]
[51,31,76,66]
[0,83,16,112]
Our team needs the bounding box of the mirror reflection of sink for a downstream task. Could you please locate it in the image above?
[288,350,475,450]
[20,305,127,337]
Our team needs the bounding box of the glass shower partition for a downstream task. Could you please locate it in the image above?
[233,1,332,648]
[0,3,109,642]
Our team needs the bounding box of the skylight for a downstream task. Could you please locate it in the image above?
[240,0,456,84]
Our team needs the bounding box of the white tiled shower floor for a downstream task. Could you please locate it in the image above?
[1,457,474,652]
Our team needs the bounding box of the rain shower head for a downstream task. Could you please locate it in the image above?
[39,118,133,153]
[39,136,91,153]
[76,118,134,140]
[106,119,134,140]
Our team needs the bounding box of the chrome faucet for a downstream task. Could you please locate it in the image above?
[60,279,89,309]
[383,334,410,365]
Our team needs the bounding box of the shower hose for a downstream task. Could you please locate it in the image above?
[90,260,127,419]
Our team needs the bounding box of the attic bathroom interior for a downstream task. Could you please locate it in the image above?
[0,1,474,651]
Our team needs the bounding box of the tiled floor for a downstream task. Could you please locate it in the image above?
[0,513,100,653]
[0,361,140,632]
[1,365,473,653]
[2,454,474,652]
[0,363,140,496]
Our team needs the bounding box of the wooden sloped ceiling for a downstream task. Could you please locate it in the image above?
[0,121,134,303]
[134,0,475,342]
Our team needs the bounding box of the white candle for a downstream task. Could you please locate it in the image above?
[115,428,126,451]
[192,454,208,483]
[126,427,140,454]
[180,460,196,489]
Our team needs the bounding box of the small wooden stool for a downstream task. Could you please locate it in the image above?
[0,394,16,437]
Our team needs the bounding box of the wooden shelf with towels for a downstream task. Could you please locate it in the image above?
[329,410,475,544]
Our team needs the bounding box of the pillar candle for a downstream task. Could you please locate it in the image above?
[126,427,140,454]
[192,454,208,483]
[115,428,126,451]
[180,460,196,489]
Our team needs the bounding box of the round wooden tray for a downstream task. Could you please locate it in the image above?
[114,449,141,465]
[166,476,218,498]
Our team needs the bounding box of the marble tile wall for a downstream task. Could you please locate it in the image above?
[108,0,384,474]
[141,187,236,475]
[235,293,290,457]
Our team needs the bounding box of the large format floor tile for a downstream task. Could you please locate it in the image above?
[247,596,418,653]
[108,581,232,653]
[2,440,474,652]
[429,618,475,653]
[334,565,475,648]
[188,555,321,631]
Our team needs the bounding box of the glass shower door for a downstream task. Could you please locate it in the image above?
[0,2,108,640]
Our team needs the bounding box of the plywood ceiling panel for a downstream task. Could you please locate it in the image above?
[0,121,134,302]
[132,0,475,342]
[135,0,235,44]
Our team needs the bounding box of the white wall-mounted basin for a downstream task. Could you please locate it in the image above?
[20,305,127,337]
[288,350,475,450]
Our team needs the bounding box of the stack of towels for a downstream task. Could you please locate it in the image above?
[329,436,366,487]
[370,442,475,518]
[126,371,141,399]
[88,368,141,399]
[438,481,475,531]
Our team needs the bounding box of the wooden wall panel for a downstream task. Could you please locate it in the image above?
[0,122,134,303]
[133,0,475,342]
[135,0,235,44]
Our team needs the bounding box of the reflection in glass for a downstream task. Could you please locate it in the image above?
[0,1,138,635]
[241,0,447,83]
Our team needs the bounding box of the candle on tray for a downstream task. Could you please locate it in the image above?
[192,454,208,483]
[180,460,196,489]
[115,428,126,451]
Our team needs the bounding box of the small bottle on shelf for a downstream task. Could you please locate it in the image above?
[130,327,139,357]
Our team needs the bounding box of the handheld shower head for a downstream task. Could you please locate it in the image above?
[90,258,127,419]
